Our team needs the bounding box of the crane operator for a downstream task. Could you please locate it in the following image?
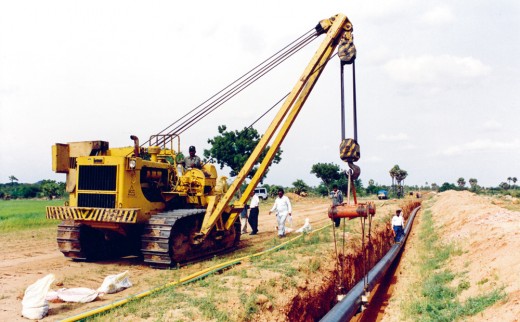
[184,146,202,169]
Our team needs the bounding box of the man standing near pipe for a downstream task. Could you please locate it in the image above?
[268,188,292,238]
[330,185,344,227]
[391,208,405,243]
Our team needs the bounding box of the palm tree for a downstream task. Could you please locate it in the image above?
[512,177,517,189]
[395,169,408,186]
[469,178,478,191]
[457,177,466,189]
[395,168,408,198]
[389,165,400,194]
[8,175,18,186]
[507,177,512,187]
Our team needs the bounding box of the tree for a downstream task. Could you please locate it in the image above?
[389,165,407,197]
[395,169,408,186]
[513,177,518,189]
[310,163,341,190]
[389,165,400,189]
[439,182,457,192]
[507,177,512,187]
[393,167,408,198]
[204,125,282,181]
[292,179,310,196]
[366,179,378,195]
[8,175,18,186]
[469,178,478,191]
[268,185,284,197]
[457,177,466,189]
[40,180,61,199]
[431,183,439,191]
[499,182,510,190]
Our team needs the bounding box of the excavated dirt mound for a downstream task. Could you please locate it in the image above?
[380,190,520,322]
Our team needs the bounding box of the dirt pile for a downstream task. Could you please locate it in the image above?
[431,190,520,321]
[381,190,520,321]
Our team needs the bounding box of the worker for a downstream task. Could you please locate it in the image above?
[184,145,202,169]
[268,188,292,238]
[240,204,249,234]
[248,191,260,235]
[391,208,405,243]
[330,184,344,227]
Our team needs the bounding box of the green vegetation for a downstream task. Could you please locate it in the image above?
[0,180,66,199]
[405,209,506,321]
[0,199,62,232]
[204,125,283,180]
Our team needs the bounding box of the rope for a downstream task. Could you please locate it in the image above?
[332,220,343,291]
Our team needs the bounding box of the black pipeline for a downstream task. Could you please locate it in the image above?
[320,206,421,322]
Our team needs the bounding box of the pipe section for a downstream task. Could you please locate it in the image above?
[320,206,421,322]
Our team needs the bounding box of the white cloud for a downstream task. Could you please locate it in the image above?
[377,133,409,142]
[399,143,417,150]
[419,5,455,25]
[384,55,491,85]
[482,120,502,131]
[364,156,383,163]
[439,139,520,156]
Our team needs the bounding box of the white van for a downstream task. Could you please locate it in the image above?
[254,187,268,200]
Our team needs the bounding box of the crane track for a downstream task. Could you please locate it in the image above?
[57,220,86,260]
[141,209,241,269]
[56,209,241,268]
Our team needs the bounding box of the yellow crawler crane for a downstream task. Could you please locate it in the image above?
[46,13,357,268]
[47,135,236,267]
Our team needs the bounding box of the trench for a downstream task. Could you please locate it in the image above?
[286,200,421,322]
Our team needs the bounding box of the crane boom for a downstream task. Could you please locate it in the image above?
[195,13,356,242]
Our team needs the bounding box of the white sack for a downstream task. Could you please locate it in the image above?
[97,271,132,295]
[296,218,312,233]
[21,274,55,320]
[287,215,293,228]
[56,288,98,303]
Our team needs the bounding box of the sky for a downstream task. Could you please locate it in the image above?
[1,0,519,188]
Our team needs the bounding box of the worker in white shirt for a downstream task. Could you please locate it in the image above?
[268,188,292,238]
[391,208,405,243]
[248,191,260,235]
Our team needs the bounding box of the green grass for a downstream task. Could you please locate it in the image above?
[0,199,62,232]
[405,209,506,321]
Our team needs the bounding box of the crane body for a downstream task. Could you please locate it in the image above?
[46,13,358,267]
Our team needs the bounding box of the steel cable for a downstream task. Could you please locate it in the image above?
[146,28,318,148]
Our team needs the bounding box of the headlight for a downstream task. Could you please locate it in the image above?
[129,159,137,169]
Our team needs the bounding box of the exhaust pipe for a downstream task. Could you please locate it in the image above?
[130,135,140,157]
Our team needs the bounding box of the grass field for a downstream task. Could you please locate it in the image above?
[0,199,62,232]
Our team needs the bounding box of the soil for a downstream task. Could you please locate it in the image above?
[1,191,519,321]
[378,190,520,322]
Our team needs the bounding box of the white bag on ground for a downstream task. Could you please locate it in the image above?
[97,271,132,295]
[21,274,55,320]
[296,218,312,233]
[56,287,98,303]
[285,215,294,233]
